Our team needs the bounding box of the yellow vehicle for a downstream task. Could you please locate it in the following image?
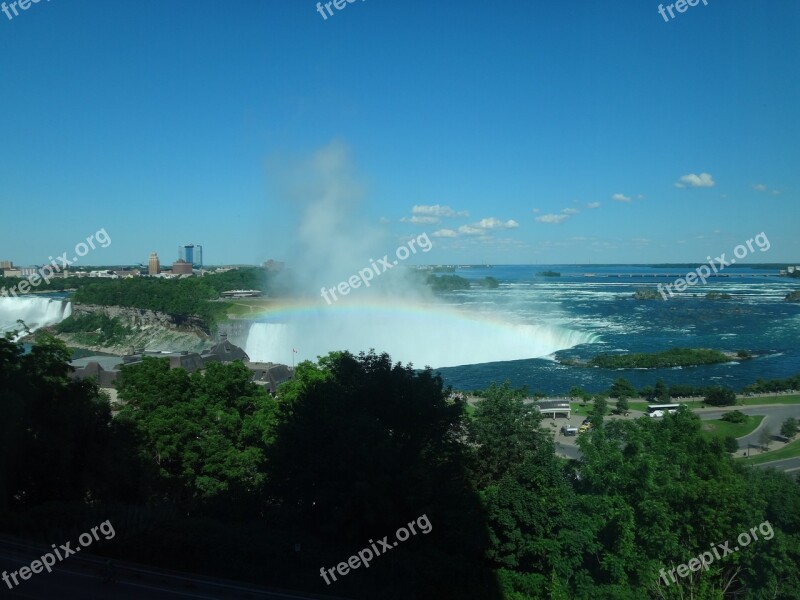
[578,423,593,434]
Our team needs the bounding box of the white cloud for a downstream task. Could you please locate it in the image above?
[401,215,439,224]
[675,173,715,188]
[432,229,458,238]
[379,216,390,224]
[752,183,768,191]
[536,213,569,224]
[587,202,601,209]
[772,189,782,195]
[562,208,580,215]
[412,204,469,218]
[458,225,484,235]
[612,193,631,202]
[532,208,540,213]
[475,217,519,230]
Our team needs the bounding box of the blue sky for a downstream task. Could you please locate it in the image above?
[1,0,798,266]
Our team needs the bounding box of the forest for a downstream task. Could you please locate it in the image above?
[1,333,798,599]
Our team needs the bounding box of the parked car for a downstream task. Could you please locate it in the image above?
[649,410,665,418]
[561,425,578,436]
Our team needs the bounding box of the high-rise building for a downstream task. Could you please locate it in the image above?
[179,244,203,268]
[148,252,160,275]
[172,259,193,275]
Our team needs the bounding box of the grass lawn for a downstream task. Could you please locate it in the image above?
[743,437,800,465]
[701,415,764,440]
[571,404,591,416]
[738,394,800,406]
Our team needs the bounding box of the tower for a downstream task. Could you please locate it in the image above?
[148,252,160,275]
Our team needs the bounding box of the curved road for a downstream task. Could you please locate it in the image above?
[553,404,800,471]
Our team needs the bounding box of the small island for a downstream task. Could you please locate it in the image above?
[705,291,732,300]
[633,288,663,300]
[424,274,471,292]
[786,290,800,302]
[585,347,751,369]
[537,270,561,277]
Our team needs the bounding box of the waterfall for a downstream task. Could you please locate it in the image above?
[243,305,597,368]
[0,297,73,337]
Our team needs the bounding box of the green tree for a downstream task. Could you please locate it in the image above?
[616,396,629,414]
[781,417,799,439]
[759,426,773,451]
[704,386,736,406]
[116,357,277,517]
[266,350,499,598]
[609,378,636,400]
[653,378,669,402]
[721,410,747,424]
[723,435,740,453]
[0,333,111,511]
[470,383,545,488]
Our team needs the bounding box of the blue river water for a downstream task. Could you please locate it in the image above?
[433,265,800,394]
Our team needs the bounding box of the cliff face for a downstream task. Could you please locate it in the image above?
[70,304,211,335]
[54,304,212,355]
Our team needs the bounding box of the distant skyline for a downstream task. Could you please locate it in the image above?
[1,1,798,265]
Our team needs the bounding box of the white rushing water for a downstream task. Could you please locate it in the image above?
[243,302,597,368]
[0,296,72,337]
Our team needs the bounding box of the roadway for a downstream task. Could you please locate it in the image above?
[551,404,800,471]
[0,537,340,600]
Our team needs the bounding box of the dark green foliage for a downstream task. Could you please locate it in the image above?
[743,374,800,394]
[425,274,471,292]
[609,377,637,399]
[723,435,740,453]
[116,357,277,518]
[780,417,798,439]
[0,333,111,511]
[479,276,500,288]
[3,335,800,599]
[590,348,730,369]
[705,386,737,406]
[721,410,748,424]
[57,267,275,327]
[633,288,662,300]
[54,312,133,345]
[469,383,545,488]
[265,350,500,598]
